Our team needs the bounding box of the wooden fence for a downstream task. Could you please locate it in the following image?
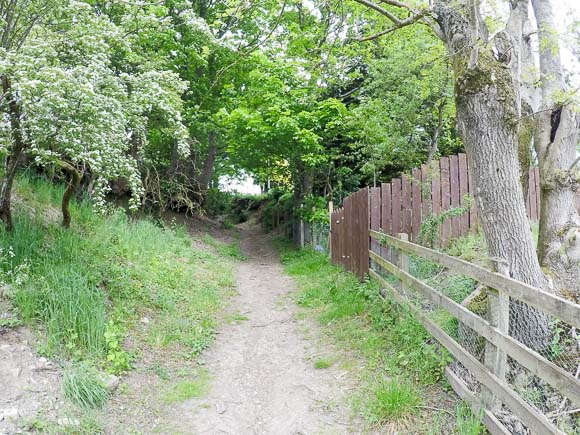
[347,154,542,247]
[330,188,369,279]
[327,154,580,433]
[368,232,580,435]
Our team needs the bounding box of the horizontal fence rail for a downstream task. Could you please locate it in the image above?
[370,231,580,331]
[368,234,580,435]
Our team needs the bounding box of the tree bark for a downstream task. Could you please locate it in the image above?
[504,0,538,202]
[198,131,218,193]
[531,0,580,301]
[452,51,551,349]
[426,99,445,165]
[432,1,552,349]
[0,75,26,231]
[59,161,81,229]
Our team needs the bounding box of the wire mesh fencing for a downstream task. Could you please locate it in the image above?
[369,233,580,435]
[302,222,330,253]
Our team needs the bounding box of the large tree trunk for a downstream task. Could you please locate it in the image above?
[0,75,26,231]
[531,0,580,302]
[433,2,552,349]
[452,53,551,349]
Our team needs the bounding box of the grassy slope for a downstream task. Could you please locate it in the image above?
[279,239,486,434]
[0,175,238,430]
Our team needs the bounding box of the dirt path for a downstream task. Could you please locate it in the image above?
[165,228,359,435]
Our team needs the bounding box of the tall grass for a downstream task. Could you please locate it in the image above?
[364,378,421,423]
[1,174,233,369]
[63,364,110,410]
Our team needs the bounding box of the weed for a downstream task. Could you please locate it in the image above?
[0,316,22,328]
[314,358,332,369]
[104,321,131,374]
[226,312,249,324]
[148,361,170,380]
[362,378,420,423]
[162,370,210,404]
[455,402,484,435]
[62,364,109,410]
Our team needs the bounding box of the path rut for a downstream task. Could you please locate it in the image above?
[167,228,358,434]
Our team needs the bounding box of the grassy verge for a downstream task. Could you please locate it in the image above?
[0,174,235,429]
[279,242,484,433]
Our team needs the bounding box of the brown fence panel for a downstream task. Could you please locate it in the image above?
[328,154,565,275]
[440,157,451,246]
[370,187,381,255]
[358,188,370,278]
[381,183,392,262]
[333,208,341,266]
[392,178,402,236]
[352,190,361,276]
[330,210,339,264]
[450,155,460,240]
[432,162,441,219]
[339,207,345,268]
[420,164,430,218]
[401,175,412,237]
[344,196,352,272]
[411,168,422,242]
[458,154,469,236]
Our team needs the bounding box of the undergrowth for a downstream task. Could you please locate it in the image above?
[0,174,234,373]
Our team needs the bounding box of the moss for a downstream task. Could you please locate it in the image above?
[453,49,518,122]
[466,290,487,316]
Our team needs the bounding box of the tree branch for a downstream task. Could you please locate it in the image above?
[354,0,429,42]
[356,9,428,42]
[352,0,399,22]
[377,0,415,10]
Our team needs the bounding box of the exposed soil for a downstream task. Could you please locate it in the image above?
[160,227,362,434]
[0,324,64,434]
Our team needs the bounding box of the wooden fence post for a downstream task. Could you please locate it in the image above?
[398,233,409,295]
[482,257,510,411]
[328,201,333,256]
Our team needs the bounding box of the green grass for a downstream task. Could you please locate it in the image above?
[201,233,247,260]
[313,358,332,369]
[455,402,485,434]
[162,369,210,404]
[226,312,249,324]
[281,246,448,385]
[1,174,235,371]
[62,364,110,410]
[362,378,420,423]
